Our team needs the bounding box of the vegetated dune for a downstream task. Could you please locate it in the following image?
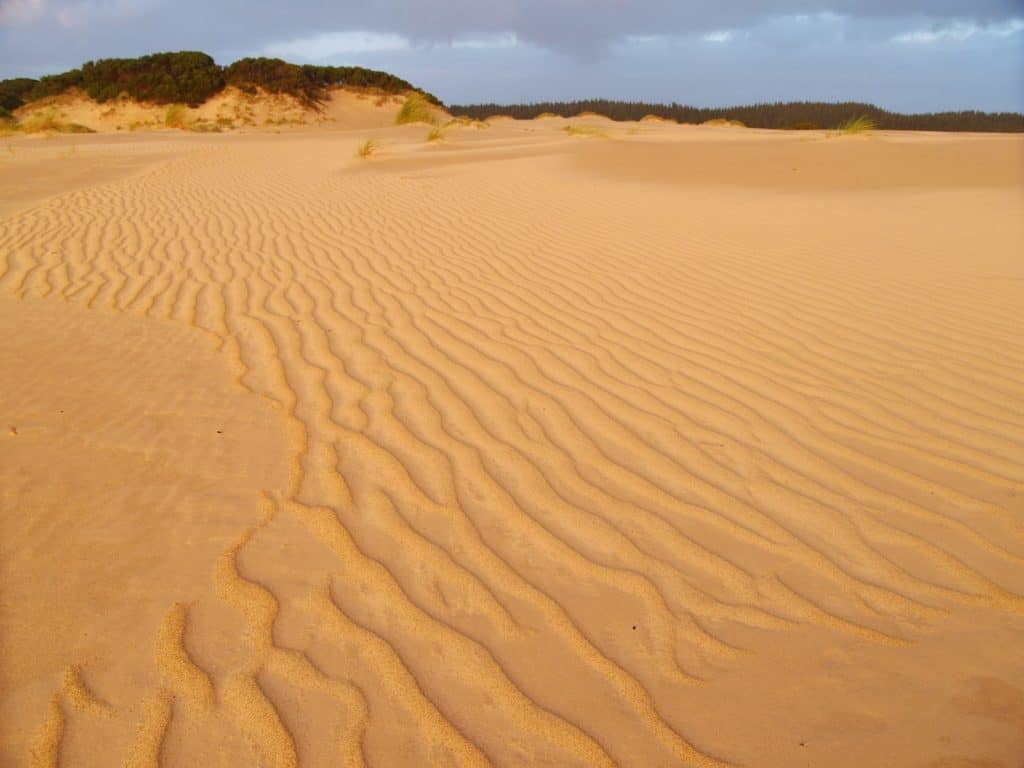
[10,86,416,133]
[1,119,1023,768]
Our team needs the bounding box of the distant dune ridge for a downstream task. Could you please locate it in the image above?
[0,51,441,133]
[1,79,1024,768]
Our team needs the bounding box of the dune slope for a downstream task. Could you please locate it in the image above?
[1,124,1023,767]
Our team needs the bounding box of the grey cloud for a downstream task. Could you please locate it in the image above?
[4,0,1023,55]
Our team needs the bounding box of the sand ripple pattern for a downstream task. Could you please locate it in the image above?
[2,137,1022,767]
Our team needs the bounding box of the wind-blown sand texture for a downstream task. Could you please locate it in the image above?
[2,118,1023,767]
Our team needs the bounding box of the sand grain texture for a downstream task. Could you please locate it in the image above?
[1,122,1023,767]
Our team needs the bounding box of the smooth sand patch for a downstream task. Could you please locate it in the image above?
[0,296,290,766]
[1,122,1022,766]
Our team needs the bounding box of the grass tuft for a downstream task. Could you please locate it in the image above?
[164,104,191,129]
[355,138,379,159]
[17,108,94,134]
[426,125,444,142]
[396,92,436,125]
[702,118,746,127]
[445,116,488,130]
[562,123,608,138]
[836,115,877,134]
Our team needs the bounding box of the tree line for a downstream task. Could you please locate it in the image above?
[0,51,439,112]
[450,99,1024,132]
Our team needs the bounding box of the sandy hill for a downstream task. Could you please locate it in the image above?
[1,51,446,134]
[9,86,424,133]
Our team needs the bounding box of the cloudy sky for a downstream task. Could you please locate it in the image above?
[1,0,1022,112]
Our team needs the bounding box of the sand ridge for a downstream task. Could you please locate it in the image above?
[1,121,1023,766]
[9,86,411,135]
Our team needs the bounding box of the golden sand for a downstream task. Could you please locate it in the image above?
[1,115,1023,767]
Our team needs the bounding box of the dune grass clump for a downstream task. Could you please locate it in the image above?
[562,123,608,138]
[444,116,488,130]
[396,92,436,125]
[355,138,379,158]
[426,125,444,142]
[164,103,190,129]
[836,115,877,134]
[17,108,93,134]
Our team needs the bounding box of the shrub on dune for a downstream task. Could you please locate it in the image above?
[396,92,436,125]
[164,103,190,129]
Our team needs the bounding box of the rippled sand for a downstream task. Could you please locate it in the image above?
[2,121,1023,767]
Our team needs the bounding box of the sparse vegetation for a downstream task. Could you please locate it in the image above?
[450,99,1024,133]
[444,116,488,130]
[188,121,222,133]
[563,124,609,138]
[396,92,437,125]
[836,115,877,134]
[703,118,746,127]
[427,125,445,142]
[355,138,379,159]
[16,108,94,134]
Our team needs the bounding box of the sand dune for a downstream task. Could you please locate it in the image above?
[1,120,1023,767]
[10,86,410,135]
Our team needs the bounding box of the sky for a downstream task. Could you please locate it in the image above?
[1,0,1022,112]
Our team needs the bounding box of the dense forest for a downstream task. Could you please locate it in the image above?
[0,51,439,111]
[450,99,1024,132]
